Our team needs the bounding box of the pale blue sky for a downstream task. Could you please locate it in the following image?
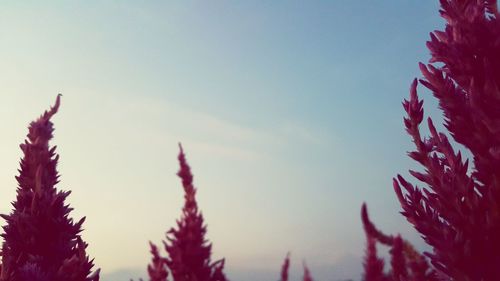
[0,2,448,280]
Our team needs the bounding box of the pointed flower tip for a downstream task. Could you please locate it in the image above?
[409,79,418,99]
[282,252,291,266]
[51,93,62,114]
[411,78,418,86]
[392,177,399,187]
[361,203,374,237]
[361,203,370,230]
[177,143,186,165]
[41,94,62,121]
[177,143,189,169]
[361,202,368,219]
[303,261,313,281]
[280,253,291,281]
[177,143,188,165]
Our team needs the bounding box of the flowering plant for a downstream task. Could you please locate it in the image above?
[362,0,500,280]
[143,145,227,281]
[0,95,99,281]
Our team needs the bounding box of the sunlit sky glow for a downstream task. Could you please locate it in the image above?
[0,2,447,280]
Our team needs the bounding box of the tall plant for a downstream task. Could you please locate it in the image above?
[145,144,227,281]
[363,0,500,280]
[0,95,99,281]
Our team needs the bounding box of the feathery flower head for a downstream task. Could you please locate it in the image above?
[164,144,227,281]
[0,95,99,281]
[394,0,500,279]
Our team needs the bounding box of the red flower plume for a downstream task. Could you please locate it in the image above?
[163,144,228,281]
[0,95,99,281]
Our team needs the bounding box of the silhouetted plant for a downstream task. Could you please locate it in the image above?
[0,95,99,281]
[6,1,496,281]
[145,242,168,281]
[302,262,313,281]
[143,144,227,281]
[362,0,500,280]
[279,253,290,281]
[361,204,437,281]
[362,231,386,281]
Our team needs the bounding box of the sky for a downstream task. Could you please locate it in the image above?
[0,1,449,281]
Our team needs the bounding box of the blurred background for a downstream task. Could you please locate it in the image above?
[0,2,446,280]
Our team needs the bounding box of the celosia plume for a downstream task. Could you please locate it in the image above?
[362,236,386,281]
[0,95,99,281]
[389,236,407,281]
[209,259,227,281]
[302,262,313,281]
[163,144,227,281]
[391,0,500,279]
[146,242,168,281]
[361,0,500,280]
[279,253,290,281]
[361,204,437,281]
